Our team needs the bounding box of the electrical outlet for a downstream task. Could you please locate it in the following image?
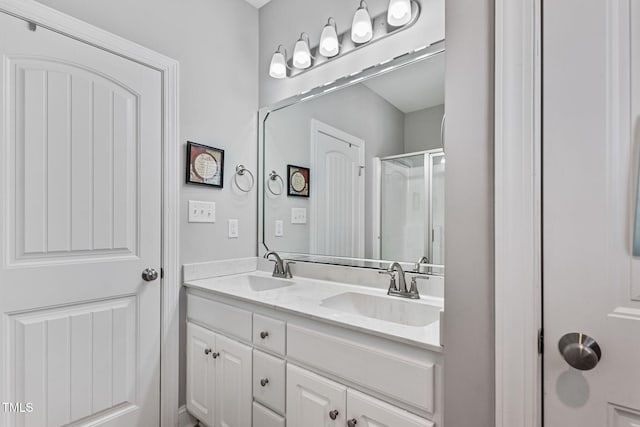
[275,220,284,237]
[188,200,216,223]
[291,208,307,224]
[228,219,239,239]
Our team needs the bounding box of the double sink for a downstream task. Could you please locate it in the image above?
[236,273,441,328]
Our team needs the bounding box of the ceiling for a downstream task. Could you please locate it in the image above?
[362,53,445,114]
[244,0,271,8]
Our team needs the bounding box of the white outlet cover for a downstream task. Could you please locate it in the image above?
[275,220,284,237]
[291,208,307,224]
[188,200,216,223]
[228,219,239,239]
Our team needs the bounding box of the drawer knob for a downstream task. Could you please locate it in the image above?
[204,348,212,355]
[347,419,358,427]
[260,378,269,387]
[260,331,269,339]
[212,352,220,359]
[329,410,339,420]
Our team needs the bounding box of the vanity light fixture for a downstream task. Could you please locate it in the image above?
[268,1,421,79]
[293,33,313,69]
[319,18,340,57]
[269,45,289,79]
[351,0,373,44]
[387,0,412,26]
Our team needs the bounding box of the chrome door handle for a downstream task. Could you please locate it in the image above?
[558,332,602,371]
[142,268,159,282]
[329,410,339,420]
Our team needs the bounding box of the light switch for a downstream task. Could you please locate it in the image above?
[275,220,284,237]
[188,200,216,223]
[228,219,239,239]
[291,208,307,224]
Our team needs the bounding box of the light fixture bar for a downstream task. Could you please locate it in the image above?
[285,0,421,78]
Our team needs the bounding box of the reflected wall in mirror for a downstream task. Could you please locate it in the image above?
[262,49,445,270]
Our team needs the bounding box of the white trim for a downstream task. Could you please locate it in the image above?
[309,119,366,258]
[372,157,382,259]
[494,0,542,426]
[178,405,197,427]
[0,1,181,425]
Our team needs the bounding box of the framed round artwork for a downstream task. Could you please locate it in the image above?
[287,165,310,197]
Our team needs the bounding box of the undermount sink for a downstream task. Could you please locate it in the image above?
[320,292,441,327]
[246,275,294,291]
[218,274,294,292]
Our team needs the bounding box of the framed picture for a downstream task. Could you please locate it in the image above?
[287,165,310,197]
[186,141,224,188]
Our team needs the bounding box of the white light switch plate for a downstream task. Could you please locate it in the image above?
[275,220,284,237]
[228,219,239,239]
[291,208,307,224]
[188,200,216,223]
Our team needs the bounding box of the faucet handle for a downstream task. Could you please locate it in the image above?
[379,270,397,291]
[284,261,295,278]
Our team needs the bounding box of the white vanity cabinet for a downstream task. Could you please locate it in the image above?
[185,287,442,427]
[186,322,252,427]
[286,364,347,426]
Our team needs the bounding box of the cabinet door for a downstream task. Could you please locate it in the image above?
[214,334,252,427]
[346,389,434,427]
[287,364,347,427]
[186,323,216,427]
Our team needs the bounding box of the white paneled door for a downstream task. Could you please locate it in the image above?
[0,12,162,427]
[310,120,365,258]
[543,0,640,425]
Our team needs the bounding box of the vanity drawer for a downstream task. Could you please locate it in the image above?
[187,294,252,341]
[253,314,285,355]
[253,402,285,427]
[253,350,285,414]
[287,324,435,413]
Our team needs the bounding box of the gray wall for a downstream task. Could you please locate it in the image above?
[34,0,260,407]
[259,0,445,106]
[443,0,495,426]
[264,84,405,258]
[404,104,445,152]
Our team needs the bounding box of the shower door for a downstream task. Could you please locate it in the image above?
[378,150,444,265]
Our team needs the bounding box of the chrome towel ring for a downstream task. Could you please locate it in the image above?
[267,170,284,196]
[234,164,255,193]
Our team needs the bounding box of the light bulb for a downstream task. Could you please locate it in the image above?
[387,0,412,26]
[319,18,340,57]
[292,33,312,69]
[351,1,373,44]
[269,47,287,79]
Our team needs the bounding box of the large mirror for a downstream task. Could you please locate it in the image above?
[260,44,445,273]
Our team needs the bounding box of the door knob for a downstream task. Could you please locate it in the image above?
[142,268,159,282]
[329,410,339,420]
[558,332,602,371]
[260,378,269,387]
[347,419,358,427]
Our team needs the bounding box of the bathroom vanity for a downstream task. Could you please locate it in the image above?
[184,259,443,427]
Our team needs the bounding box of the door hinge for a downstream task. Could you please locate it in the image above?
[538,328,544,355]
[160,268,164,279]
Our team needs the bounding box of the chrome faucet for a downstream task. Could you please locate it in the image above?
[415,256,429,273]
[264,251,293,279]
[379,262,420,299]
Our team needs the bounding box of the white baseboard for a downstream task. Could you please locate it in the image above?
[178,405,198,427]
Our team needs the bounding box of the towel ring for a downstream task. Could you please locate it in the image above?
[267,170,284,196]
[234,165,255,193]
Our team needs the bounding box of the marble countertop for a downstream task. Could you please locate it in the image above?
[184,270,443,352]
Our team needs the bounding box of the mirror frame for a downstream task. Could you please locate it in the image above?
[257,39,446,273]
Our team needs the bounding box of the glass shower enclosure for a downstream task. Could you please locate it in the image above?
[374,149,445,268]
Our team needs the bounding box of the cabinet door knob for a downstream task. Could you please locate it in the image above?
[260,331,269,339]
[347,419,358,427]
[329,409,339,420]
[260,378,269,387]
[212,352,220,359]
[204,348,212,355]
